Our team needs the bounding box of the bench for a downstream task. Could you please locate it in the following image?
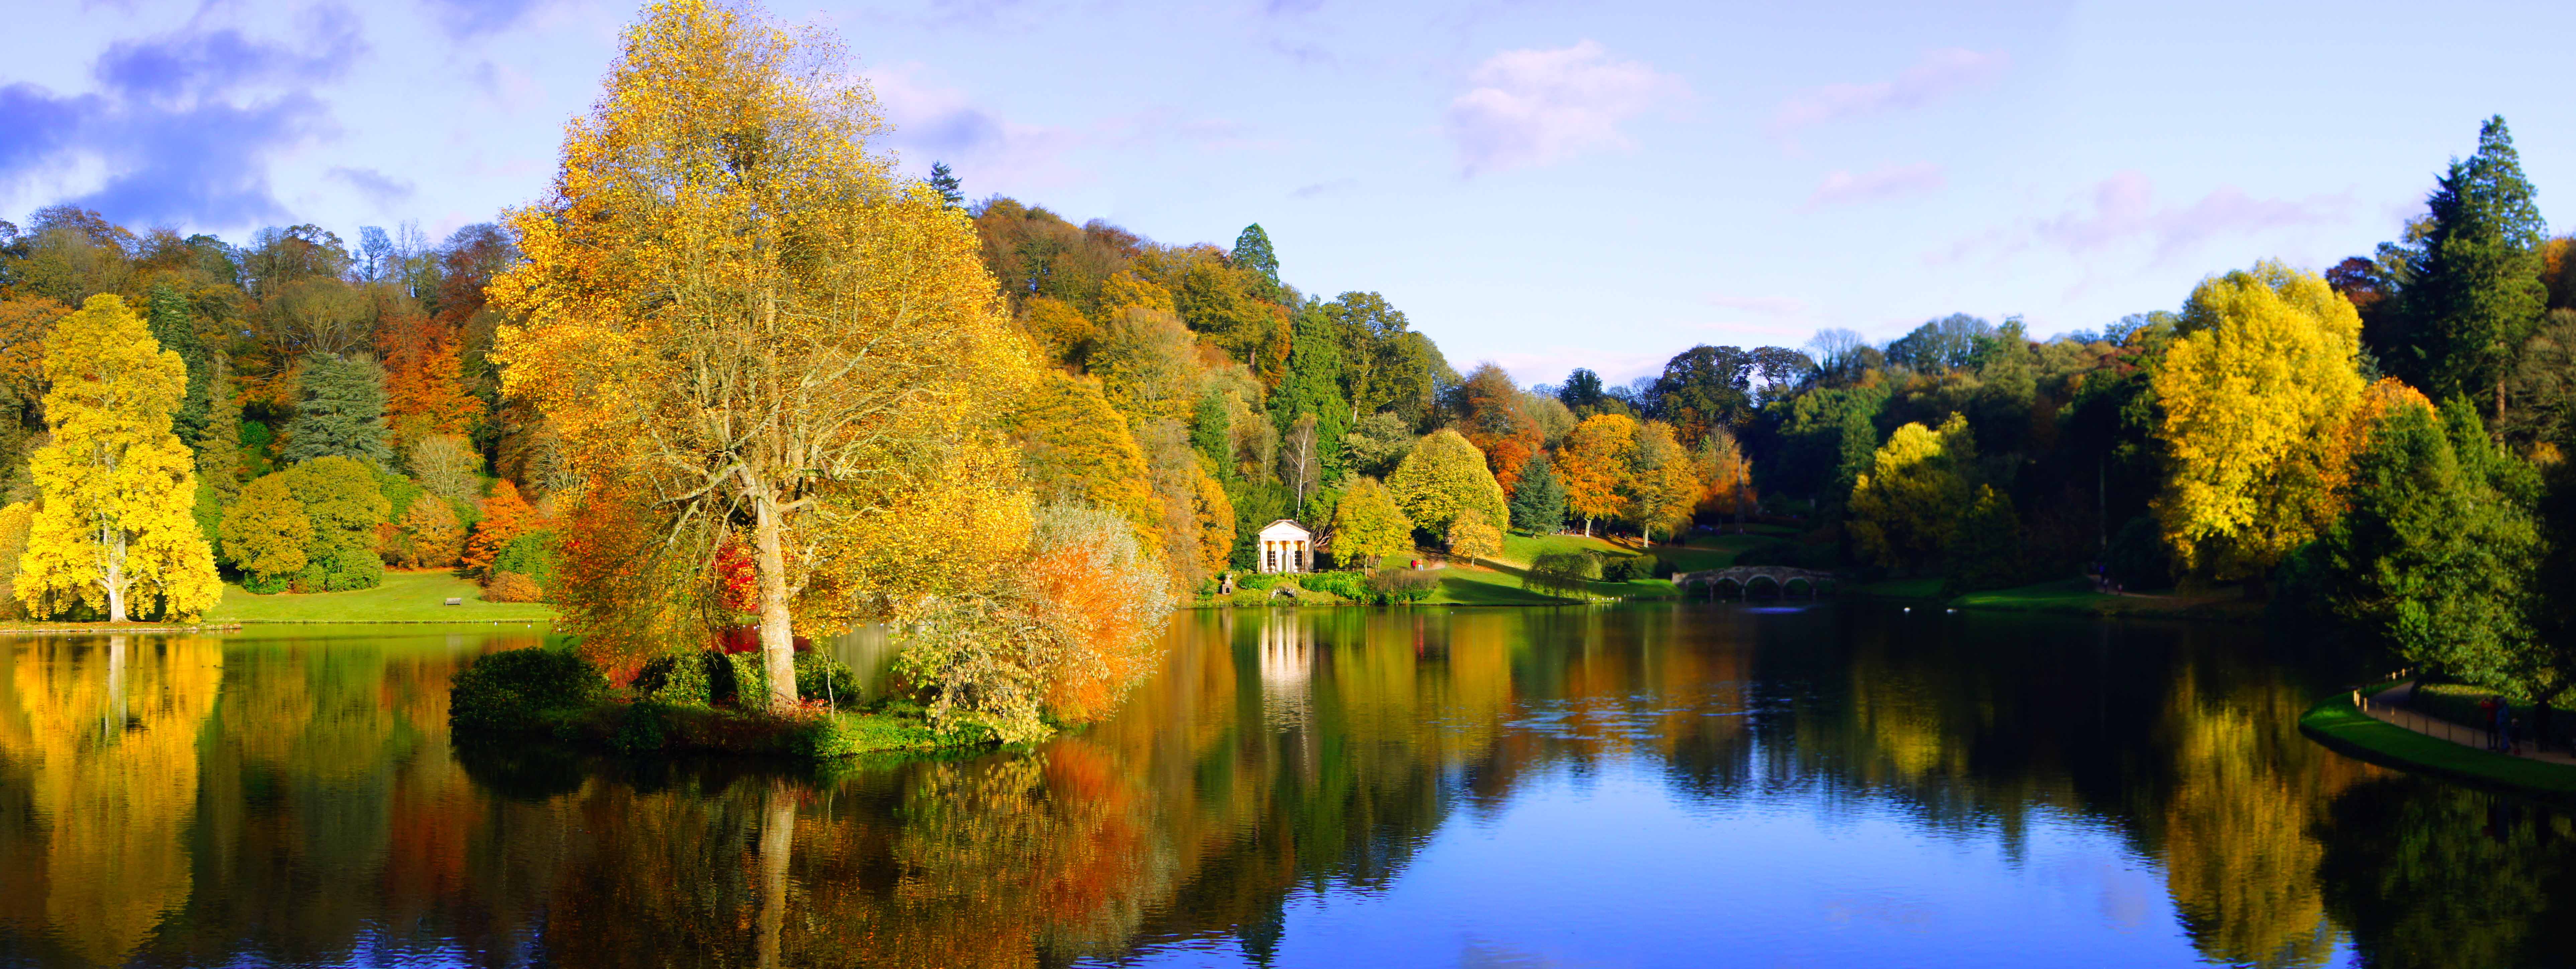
[444,598,463,606]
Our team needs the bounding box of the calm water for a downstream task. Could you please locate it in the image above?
[2,607,2573,968]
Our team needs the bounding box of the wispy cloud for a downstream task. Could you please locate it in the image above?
[1930,172,2354,266]
[1771,48,2005,138]
[1702,295,1811,316]
[1444,40,1684,176]
[1805,162,1945,209]
[329,166,415,208]
[865,64,1079,189]
[1291,177,1358,199]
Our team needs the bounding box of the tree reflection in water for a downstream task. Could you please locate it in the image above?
[1,609,2572,968]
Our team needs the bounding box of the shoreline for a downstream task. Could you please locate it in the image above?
[2299,682,2576,803]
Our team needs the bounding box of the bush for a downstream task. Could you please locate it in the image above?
[291,562,327,594]
[1296,571,1370,600]
[242,572,291,595]
[1524,551,1598,597]
[1368,568,1438,603]
[320,543,383,591]
[450,647,608,737]
[2105,515,2171,590]
[1601,555,1653,582]
[1239,572,1292,591]
[485,571,544,603]
[795,651,861,709]
[631,650,717,706]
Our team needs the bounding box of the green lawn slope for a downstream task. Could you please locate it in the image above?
[209,570,557,623]
[2301,685,2576,802]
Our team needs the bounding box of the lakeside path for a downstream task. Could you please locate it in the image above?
[2355,681,2576,767]
[2301,680,2576,802]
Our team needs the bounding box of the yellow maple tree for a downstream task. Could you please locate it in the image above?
[2151,261,2365,585]
[16,295,219,621]
[1555,413,1636,536]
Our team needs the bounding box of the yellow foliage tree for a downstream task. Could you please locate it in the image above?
[1386,428,1508,538]
[1018,295,1096,366]
[1192,464,1235,575]
[1445,508,1504,560]
[1556,413,1635,536]
[1006,370,1163,557]
[16,295,219,621]
[1847,413,1977,570]
[1694,426,1756,518]
[1625,420,1700,545]
[2151,261,2365,585]
[218,474,312,582]
[488,1,1034,705]
[1330,476,1414,566]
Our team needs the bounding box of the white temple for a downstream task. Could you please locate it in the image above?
[1256,519,1312,574]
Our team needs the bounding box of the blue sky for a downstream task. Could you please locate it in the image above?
[10,0,2576,384]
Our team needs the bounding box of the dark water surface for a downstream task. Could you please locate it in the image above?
[4,606,2574,968]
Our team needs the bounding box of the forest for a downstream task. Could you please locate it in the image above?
[0,2,2568,739]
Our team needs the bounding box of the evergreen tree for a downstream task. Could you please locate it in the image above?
[2408,116,2548,417]
[1272,305,1349,472]
[145,282,210,448]
[196,355,242,506]
[2320,398,2549,695]
[1190,391,1231,475]
[1506,452,1567,535]
[929,160,963,208]
[1558,368,1605,412]
[1230,223,1280,286]
[282,352,393,466]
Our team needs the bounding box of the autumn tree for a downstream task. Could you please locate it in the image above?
[220,474,311,587]
[274,457,391,591]
[1387,428,1508,540]
[1452,362,1543,493]
[2152,262,2364,590]
[16,295,219,621]
[1556,413,1637,536]
[1848,414,1977,571]
[1445,509,1504,560]
[463,479,536,579]
[1330,477,1413,567]
[377,313,482,451]
[1694,426,1754,523]
[396,494,466,568]
[1007,370,1163,554]
[1625,420,1700,546]
[408,434,483,503]
[489,0,1039,708]
[282,352,393,466]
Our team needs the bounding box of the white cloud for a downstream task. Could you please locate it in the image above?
[1444,40,1684,176]
[1805,162,1945,209]
[2036,172,2352,261]
[1771,48,2006,135]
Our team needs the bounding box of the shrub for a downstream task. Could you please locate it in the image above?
[1296,571,1369,600]
[795,651,861,709]
[449,647,608,737]
[1368,568,1438,603]
[291,562,327,594]
[485,571,544,602]
[631,650,717,706]
[242,572,291,595]
[1524,551,1598,597]
[1601,555,1653,582]
[1239,572,1291,591]
[320,543,383,591]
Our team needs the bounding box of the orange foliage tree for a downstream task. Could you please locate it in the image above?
[376,313,481,452]
[1453,362,1542,494]
[461,480,537,579]
[1556,413,1637,535]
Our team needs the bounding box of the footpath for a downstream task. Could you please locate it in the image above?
[2353,681,2576,768]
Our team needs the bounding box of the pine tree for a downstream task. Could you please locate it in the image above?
[2409,116,2548,417]
[1506,452,1567,535]
[144,283,210,448]
[17,295,220,621]
[282,352,393,466]
[1230,223,1280,286]
[929,160,963,209]
[196,355,243,506]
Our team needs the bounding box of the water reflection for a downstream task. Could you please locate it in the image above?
[0,609,2571,967]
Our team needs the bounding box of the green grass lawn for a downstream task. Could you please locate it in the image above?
[2301,686,2576,801]
[1426,561,1680,605]
[1947,578,2264,621]
[209,570,558,623]
[1496,531,1784,573]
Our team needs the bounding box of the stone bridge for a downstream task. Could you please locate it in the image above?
[1672,567,1838,598]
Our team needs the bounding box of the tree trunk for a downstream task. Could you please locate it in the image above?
[104,525,127,622]
[752,493,798,711]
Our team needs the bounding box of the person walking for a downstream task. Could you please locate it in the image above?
[2479,696,2501,751]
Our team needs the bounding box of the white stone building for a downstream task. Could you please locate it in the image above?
[1256,519,1312,574]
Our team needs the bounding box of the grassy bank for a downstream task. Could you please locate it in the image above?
[2299,684,2576,802]
[1845,577,2268,623]
[209,570,558,623]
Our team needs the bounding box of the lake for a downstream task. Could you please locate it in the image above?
[2,606,2572,968]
